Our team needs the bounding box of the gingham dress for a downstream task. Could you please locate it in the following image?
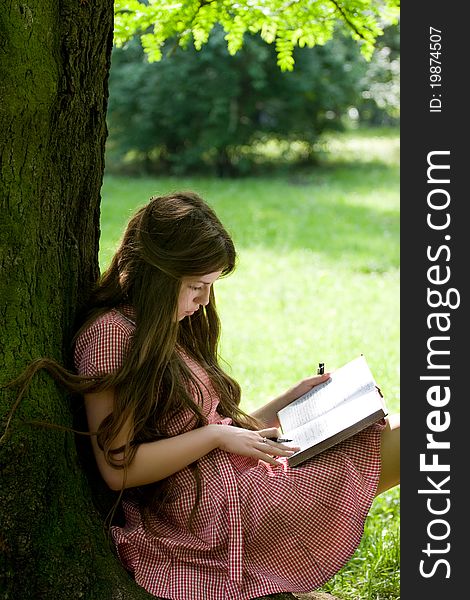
[74,307,385,600]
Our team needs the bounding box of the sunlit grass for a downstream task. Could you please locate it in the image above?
[322,487,400,600]
[101,126,400,599]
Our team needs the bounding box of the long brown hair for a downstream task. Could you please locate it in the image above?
[5,191,261,529]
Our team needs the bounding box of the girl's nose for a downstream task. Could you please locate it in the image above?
[198,287,210,306]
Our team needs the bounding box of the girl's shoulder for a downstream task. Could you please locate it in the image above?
[74,306,135,376]
[77,305,136,341]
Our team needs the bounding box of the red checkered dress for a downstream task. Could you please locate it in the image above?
[74,307,385,600]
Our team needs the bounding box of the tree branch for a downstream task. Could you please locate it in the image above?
[328,0,370,41]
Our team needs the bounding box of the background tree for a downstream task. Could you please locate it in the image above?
[0,1,398,598]
[358,22,400,125]
[107,27,371,175]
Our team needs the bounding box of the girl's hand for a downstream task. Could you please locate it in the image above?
[285,372,331,403]
[212,425,300,467]
[250,372,332,429]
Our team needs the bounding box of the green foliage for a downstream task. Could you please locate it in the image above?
[107,27,375,175]
[114,0,399,71]
[359,22,400,124]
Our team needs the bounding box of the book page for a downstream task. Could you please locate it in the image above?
[278,355,378,433]
[283,388,382,450]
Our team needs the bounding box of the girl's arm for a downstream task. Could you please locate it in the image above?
[251,372,331,427]
[84,388,297,491]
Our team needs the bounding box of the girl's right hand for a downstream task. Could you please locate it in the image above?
[210,424,300,467]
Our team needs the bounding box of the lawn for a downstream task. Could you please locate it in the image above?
[101,126,400,600]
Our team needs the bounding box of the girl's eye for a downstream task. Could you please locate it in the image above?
[190,285,203,291]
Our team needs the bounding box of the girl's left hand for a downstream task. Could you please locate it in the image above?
[250,371,332,430]
[285,372,331,403]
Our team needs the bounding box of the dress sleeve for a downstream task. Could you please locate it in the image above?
[74,314,133,377]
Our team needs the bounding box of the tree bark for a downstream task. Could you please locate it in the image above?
[0,2,151,598]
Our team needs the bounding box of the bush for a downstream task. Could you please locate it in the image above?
[106,26,398,176]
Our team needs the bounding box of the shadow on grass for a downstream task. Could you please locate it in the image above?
[101,133,399,272]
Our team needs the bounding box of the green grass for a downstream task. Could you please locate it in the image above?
[101,126,400,599]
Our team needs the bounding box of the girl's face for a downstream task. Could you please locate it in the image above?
[177,270,223,321]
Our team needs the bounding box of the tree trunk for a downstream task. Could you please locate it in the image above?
[0,2,150,598]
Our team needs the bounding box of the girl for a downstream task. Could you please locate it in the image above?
[29,191,401,599]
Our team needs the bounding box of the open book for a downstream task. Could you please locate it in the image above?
[278,355,387,467]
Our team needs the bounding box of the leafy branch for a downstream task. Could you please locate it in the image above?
[114,0,400,70]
